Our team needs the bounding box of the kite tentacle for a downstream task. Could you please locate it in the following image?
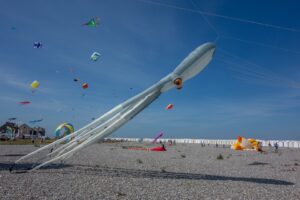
[30,91,161,171]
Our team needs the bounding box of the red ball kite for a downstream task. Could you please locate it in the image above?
[165,104,173,110]
[82,83,89,89]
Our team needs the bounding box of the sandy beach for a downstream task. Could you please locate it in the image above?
[0,143,299,200]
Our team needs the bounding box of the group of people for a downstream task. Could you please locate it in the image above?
[268,142,279,152]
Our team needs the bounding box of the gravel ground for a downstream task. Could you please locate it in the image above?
[0,143,299,200]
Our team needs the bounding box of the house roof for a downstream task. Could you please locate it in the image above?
[0,122,18,129]
[19,124,31,129]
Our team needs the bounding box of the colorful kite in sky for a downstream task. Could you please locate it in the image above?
[29,119,43,124]
[30,80,40,89]
[82,17,100,27]
[19,101,31,105]
[33,42,43,48]
[91,52,100,61]
[165,104,173,110]
[82,83,89,89]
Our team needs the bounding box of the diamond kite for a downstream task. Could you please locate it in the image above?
[91,52,100,61]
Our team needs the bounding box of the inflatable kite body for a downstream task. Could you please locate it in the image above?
[15,42,216,171]
[30,80,40,89]
[82,83,89,89]
[150,145,166,151]
[165,104,173,110]
[55,123,75,143]
[127,145,166,152]
[231,136,262,152]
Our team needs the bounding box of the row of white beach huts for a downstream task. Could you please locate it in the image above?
[108,138,300,148]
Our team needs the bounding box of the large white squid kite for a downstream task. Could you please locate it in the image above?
[15,42,216,171]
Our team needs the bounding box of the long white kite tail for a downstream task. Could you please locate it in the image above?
[30,90,161,171]
[14,75,167,167]
[14,104,124,164]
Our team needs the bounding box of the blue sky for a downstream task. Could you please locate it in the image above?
[0,0,300,140]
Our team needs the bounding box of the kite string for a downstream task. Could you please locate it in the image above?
[135,0,300,33]
[134,0,300,55]
[220,36,300,55]
[216,49,300,89]
[189,0,220,43]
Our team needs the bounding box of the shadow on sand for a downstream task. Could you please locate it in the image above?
[0,162,72,173]
[248,162,269,166]
[0,162,294,186]
[0,154,27,157]
[47,165,295,186]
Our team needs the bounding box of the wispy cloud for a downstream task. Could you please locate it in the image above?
[0,68,28,91]
[0,96,19,103]
[0,66,59,95]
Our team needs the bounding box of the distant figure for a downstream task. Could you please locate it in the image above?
[268,142,272,148]
[9,164,14,173]
[274,142,279,152]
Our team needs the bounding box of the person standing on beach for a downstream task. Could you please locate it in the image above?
[274,142,279,153]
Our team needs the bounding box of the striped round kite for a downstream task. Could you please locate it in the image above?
[55,123,74,142]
